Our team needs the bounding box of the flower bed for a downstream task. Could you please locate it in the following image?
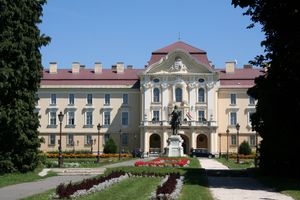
[150,173,184,200]
[47,153,130,158]
[135,157,189,167]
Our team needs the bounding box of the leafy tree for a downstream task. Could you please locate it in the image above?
[238,141,251,155]
[103,139,117,154]
[0,0,50,173]
[232,1,300,176]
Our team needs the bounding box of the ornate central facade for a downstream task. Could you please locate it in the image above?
[38,41,261,156]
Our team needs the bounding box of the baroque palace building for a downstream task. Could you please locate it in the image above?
[38,41,261,155]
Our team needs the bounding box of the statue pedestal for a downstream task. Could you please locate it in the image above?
[165,135,184,157]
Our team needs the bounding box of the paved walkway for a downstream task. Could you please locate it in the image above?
[0,158,151,200]
[199,158,294,200]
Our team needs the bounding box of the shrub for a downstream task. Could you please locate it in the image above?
[37,152,47,165]
[103,139,117,154]
[239,141,252,155]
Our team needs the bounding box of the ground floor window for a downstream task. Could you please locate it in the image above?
[49,133,56,145]
[121,133,128,146]
[67,134,74,145]
[85,134,93,145]
[231,135,237,145]
[250,135,256,146]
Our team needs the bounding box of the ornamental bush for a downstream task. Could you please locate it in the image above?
[103,139,117,154]
[238,141,252,155]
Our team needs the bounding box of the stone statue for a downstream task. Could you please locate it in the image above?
[169,105,181,135]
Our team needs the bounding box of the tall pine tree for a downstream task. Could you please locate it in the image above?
[0,0,50,173]
[232,1,300,176]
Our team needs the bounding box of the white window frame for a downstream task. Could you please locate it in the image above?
[250,135,256,146]
[198,110,206,122]
[153,88,160,103]
[85,134,93,145]
[247,111,255,127]
[231,135,237,145]
[230,93,236,105]
[121,111,129,126]
[152,110,160,122]
[198,88,205,103]
[49,111,57,125]
[103,111,111,125]
[104,94,110,105]
[121,133,128,146]
[67,134,74,145]
[85,111,93,125]
[49,133,56,145]
[50,93,56,105]
[175,87,182,102]
[69,93,75,105]
[249,95,255,105]
[87,94,93,105]
[229,112,237,126]
[123,93,128,105]
[67,111,75,125]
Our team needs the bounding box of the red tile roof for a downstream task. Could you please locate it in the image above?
[148,41,211,66]
[41,68,143,88]
[217,68,264,88]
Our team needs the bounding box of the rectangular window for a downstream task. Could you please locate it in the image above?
[49,134,56,145]
[50,94,56,105]
[230,94,236,105]
[122,112,129,126]
[67,134,74,145]
[249,96,255,105]
[123,94,128,104]
[50,111,56,125]
[198,110,205,122]
[105,94,110,105]
[69,94,75,105]
[85,134,92,145]
[153,110,160,121]
[121,133,128,145]
[104,111,110,125]
[231,135,237,145]
[35,93,39,105]
[250,135,256,146]
[230,112,237,125]
[86,111,93,125]
[68,111,75,125]
[248,112,254,126]
[87,94,93,105]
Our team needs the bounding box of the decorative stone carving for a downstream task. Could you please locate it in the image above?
[188,82,197,89]
[143,82,152,89]
[206,81,214,89]
[161,82,169,90]
[169,58,187,73]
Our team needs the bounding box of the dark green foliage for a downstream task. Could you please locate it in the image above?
[103,139,117,154]
[0,0,50,173]
[232,1,300,177]
[238,141,251,155]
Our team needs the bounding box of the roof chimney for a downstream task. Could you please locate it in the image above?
[49,62,57,74]
[243,64,253,69]
[225,61,236,73]
[94,62,102,74]
[72,62,80,74]
[116,62,124,73]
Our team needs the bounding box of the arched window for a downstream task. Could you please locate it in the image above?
[153,88,160,102]
[175,87,182,102]
[198,88,205,102]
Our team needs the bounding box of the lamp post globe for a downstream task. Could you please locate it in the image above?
[96,123,102,163]
[236,123,240,164]
[226,128,230,161]
[58,111,64,168]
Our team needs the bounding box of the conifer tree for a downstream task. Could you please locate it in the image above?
[0,0,50,173]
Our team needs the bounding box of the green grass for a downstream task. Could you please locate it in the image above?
[215,157,254,169]
[256,176,300,200]
[21,189,55,200]
[0,167,57,188]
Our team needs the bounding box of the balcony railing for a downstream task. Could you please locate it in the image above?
[140,120,217,127]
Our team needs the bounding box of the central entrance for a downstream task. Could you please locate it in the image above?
[149,134,161,154]
[197,134,208,149]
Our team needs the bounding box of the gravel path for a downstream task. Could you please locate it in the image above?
[199,158,294,200]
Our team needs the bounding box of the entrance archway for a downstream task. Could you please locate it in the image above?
[179,134,189,154]
[149,134,161,153]
[197,134,208,149]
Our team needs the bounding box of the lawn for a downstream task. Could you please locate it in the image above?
[215,157,254,169]
[22,158,214,200]
[0,166,56,188]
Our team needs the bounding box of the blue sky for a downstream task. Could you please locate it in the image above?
[40,0,265,69]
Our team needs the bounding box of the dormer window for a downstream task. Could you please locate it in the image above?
[198,78,205,83]
[153,78,160,83]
